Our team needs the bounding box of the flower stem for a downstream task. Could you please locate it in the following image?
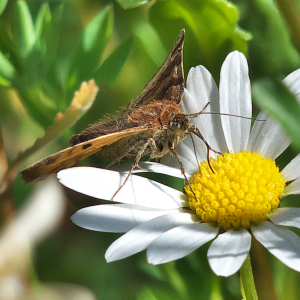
[240,254,258,300]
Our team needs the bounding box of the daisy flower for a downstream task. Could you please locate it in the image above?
[58,51,300,277]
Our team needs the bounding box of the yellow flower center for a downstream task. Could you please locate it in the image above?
[185,151,285,230]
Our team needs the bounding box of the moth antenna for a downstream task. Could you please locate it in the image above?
[184,101,266,121]
[201,112,266,121]
[184,102,210,119]
[168,146,198,202]
[187,111,266,122]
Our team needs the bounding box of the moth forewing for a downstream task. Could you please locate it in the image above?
[125,29,185,111]
[21,126,151,183]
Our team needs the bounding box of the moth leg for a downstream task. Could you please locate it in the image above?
[105,144,139,169]
[168,146,198,202]
[106,159,120,169]
[191,126,222,173]
[111,138,157,200]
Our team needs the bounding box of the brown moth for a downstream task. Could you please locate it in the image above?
[21,29,219,192]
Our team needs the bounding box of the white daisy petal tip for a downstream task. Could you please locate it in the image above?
[252,221,300,273]
[105,212,197,263]
[220,50,252,153]
[207,229,251,277]
[268,207,300,229]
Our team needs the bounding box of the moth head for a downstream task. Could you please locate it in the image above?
[169,113,191,132]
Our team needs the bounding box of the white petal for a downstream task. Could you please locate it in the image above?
[182,91,212,163]
[252,221,300,272]
[282,68,300,102]
[184,66,219,114]
[58,167,187,209]
[283,178,300,196]
[111,161,186,179]
[247,111,290,159]
[282,154,300,182]
[71,204,183,233]
[269,207,300,229]
[207,229,251,277]
[219,51,252,153]
[105,212,197,262]
[183,66,227,155]
[147,223,218,264]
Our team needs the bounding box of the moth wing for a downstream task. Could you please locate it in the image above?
[125,29,185,112]
[21,126,151,184]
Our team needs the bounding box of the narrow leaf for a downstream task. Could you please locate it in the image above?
[117,0,153,9]
[0,51,16,82]
[69,5,113,86]
[95,37,133,86]
[0,0,8,15]
[0,20,21,69]
[133,22,167,67]
[12,0,36,57]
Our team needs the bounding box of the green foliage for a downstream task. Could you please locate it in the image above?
[149,0,251,77]
[68,5,114,90]
[234,0,300,78]
[95,36,133,86]
[0,1,132,127]
[133,21,167,67]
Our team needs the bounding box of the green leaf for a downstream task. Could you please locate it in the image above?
[0,51,16,83]
[252,78,300,151]
[82,5,113,53]
[0,0,8,15]
[45,4,63,63]
[26,4,63,80]
[12,0,36,57]
[117,0,153,9]
[17,86,58,128]
[69,5,113,87]
[95,37,133,87]
[35,3,52,43]
[22,3,52,81]
[38,5,64,106]
[149,0,251,77]
[0,20,21,70]
[133,22,167,67]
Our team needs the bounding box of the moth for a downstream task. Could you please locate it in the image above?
[21,29,220,195]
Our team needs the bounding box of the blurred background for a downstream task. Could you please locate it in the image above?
[1,0,300,299]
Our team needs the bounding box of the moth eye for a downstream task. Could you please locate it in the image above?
[170,121,181,129]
